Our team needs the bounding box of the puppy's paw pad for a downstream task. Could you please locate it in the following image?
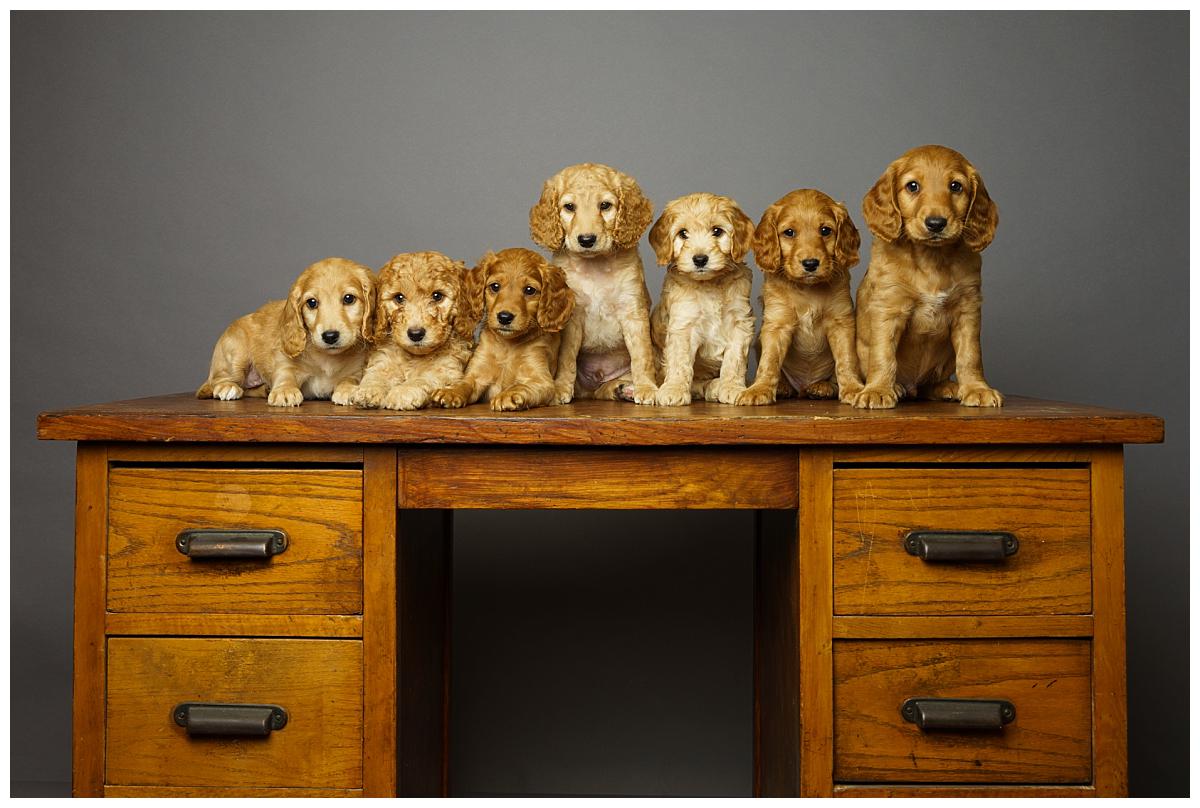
[267,387,303,407]
[655,383,692,407]
[806,380,837,400]
[852,386,899,409]
[735,385,776,406]
[383,386,427,411]
[959,386,1004,407]
[212,382,243,401]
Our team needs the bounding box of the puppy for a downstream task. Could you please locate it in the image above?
[736,190,863,406]
[853,145,1001,409]
[529,162,657,404]
[432,248,575,412]
[196,257,374,407]
[350,251,475,410]
[648,193,756,405]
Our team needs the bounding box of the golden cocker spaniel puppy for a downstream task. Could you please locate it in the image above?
[350,251,475,410]
[196,257,375,407]
[648,193,756,405]
[853,144,1001,409]
[529,162,657,404]
[737,189,864,406]
[432,247,575,412]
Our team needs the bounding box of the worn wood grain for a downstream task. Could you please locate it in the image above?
[105,612,362,638]
[107,467,363,614]
[38,393,1164,445]
[400,447,798,509]
[833,639,1092,784]
[72,443,107,797]
[1090,447,1128,796]
[833,615,1093,639]
[834,784,1096,797]
[799,449,834,797]
[106,637,363,789]
[833,467,1092,615]
[103,786,359,797]
[362,448,398,796]
[107,443,362,463]
[833,445,1098,464]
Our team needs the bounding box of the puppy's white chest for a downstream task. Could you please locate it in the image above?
[566,261,629,350]
[912,291,952,333]
[687,292,728,359]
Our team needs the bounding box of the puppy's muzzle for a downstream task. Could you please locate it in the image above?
[407,327,426,343]
[321,330,340,345]
[577,234,597,249]
[496,311,515,326]
[924,216,948,234]
[801,258,820,273]
[692,254,709,268]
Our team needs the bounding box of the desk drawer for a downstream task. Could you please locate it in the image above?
[106,637,363,789]
[107,467,363,614]
[833,467,1091,615]
[834,639,1091,784]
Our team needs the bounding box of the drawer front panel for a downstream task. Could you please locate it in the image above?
[834,639,1092,784]
[106,637,363,788]
[833,467,1091,615]
[107,468,363,614]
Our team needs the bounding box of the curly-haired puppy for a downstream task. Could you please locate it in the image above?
[648,193,756,405]
[853,144,1001,409]
[529,162,657,404]
[197,257,374,407]
[350,251,475,410]
[736,189,863,406]
[432,248,575,412]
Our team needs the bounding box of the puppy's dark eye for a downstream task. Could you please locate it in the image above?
[488,282,501,293]
[305,298,318,309]
[678,229,689,240]
[711,227,725,237]
[782,229,795,238]
[819,225,833,237]
[905,180,920,193]
[431,291,444,302]
[599,200,613,211]
[949,180,964,193]
[524,286,538,296]
[563,203,576,212]
[342,293,356,305]
[392,293,405,304]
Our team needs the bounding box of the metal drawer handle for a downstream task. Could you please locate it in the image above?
[904,531,1018,563]
[901,698,1015,731]
[173,703,288,736]
[176,529,288,559]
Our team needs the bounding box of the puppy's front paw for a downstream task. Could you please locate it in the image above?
[712,380,746,405]
[491,387,530,412]
[806,380,837,400]
[331,380,358,406]
[735,383,776,406]
[958,385,1004,407]
[211,382,244,401]
[852,384,899,409]
[837,381,864,404]
[267,385,303,407]
[623,383,658,405]
[352,383,389,409]
[553,381,575,405]
[431,385,470,409]
[655,381,692,407]
[383,384,428,411]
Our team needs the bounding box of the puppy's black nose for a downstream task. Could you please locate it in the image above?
[801,258,820,272]
[497,311,515,326]
[407,327,426,343]
[925,216,948,233]
[692,254,709,268]
[577,234,597,248]
[321,330,340,345]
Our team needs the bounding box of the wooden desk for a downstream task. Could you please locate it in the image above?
[38,394,1163,797]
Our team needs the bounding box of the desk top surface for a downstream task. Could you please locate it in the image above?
[37,393,1163,446]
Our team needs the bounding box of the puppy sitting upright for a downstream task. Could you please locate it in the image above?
[853,145,1001,409]
[529,162,657,404]
[648,193,756,405]
[350,251,475,410]
[197,257,374,407]
[432,248,575,412]
[736,190,863,405]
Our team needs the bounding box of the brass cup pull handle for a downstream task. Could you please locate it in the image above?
[173,703,288,736]
[904,531,1018,563]
[901,698,1015,731]
[176,529,288,559]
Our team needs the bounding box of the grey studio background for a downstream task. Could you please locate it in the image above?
[10,11,1187,797]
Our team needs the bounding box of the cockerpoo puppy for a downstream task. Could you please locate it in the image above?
[196,257,374,407]
[648,192,756,405]
[529,162,657,404]
[737,189,864,406]
[350,251,475,410]
[432,247,575,412]
[853,144,1001,409]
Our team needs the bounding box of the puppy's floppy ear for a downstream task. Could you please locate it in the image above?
[862,162,902,243]
[751,206,782,273]
[529,178,565,251]
[962,165,998,253]
[728,203,757,264]
[612,171,653,249]
[536,261,576,333]
[355,265,376,344]
[456,255,489,339]
[647,207,675,267]
[279,279,309,357]
[831,202,862,270]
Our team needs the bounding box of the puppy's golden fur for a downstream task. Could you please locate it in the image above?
[432,248,575,412]
[737,189,863,406]
[648,193,755,405]
[351,251,474,410]
[197,257,374,407]
[529,162,657,404]
[853,144,1001,409]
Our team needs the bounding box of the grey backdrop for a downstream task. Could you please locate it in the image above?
[12,11,1187,797]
